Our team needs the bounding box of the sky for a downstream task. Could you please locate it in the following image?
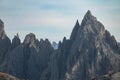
[0,0,120,42]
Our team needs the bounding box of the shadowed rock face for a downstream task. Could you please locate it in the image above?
[70,20,80,41]
[0,19,5,39]
[0,19,11,65]
[0,10,120,80]
[7,33,54,80]
[11,34,21,50]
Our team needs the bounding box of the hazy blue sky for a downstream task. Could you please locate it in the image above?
[0,0,120,42]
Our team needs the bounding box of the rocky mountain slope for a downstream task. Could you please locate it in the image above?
[0,10,120,80]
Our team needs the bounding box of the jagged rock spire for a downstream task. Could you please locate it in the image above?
[76,19,79,26]
[79,10,105,36]
[24,33,36,45]
[84,10,94,20]
[0,19,4,33]
[84,10,92,19]
[0,19,11,65]
[0,19,6,39]
[81,10,97,26]
[11,33,21,49]
[70,19,80,40]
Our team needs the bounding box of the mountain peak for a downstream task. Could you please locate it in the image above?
[81,10,97,26]
[76,19,79,26]
[86,10,91,15]
[11,33,21,49]
[0,19,6,39]
[16,33,19,38]
[24,33,36,44]
[84,10,92,19]
[13,33,20,40]
[70,20,80,40]
[0,19,4,32]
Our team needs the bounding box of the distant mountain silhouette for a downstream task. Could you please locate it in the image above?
[0,10,120,80]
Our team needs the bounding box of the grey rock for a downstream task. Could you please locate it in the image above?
[11,33,21,50]
[52,41,58,50]
[0,19,11,65]
[65,10,120,80]
[0,19,6,39]
[70,20,80,41]
[23,33,36,46]
[7,33,54,80]
[40,10,120,80]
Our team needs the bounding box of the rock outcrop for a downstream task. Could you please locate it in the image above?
[0,19,11,65]
[11,34,21,50]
